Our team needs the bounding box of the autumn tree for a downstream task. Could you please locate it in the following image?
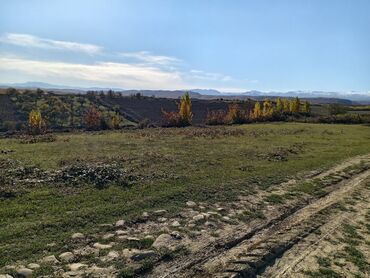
[205,109,227,125]
[162,92,193,127]
[251,101,262,120]
[110,112,121,129]
[276,98,283,112]
[179,92,193,125]
[283,99,290,113]
[289,97,300,113]
[226,103,246,124]
[303,101,311,114]
[84,106,102,130]
[262,99,274,118]
[28,109,45,135]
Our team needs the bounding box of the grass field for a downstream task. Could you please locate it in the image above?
[0,123,370,268]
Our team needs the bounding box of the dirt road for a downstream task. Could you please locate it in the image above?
[149,155,370,278]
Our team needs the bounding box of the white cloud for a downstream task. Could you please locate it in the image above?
[188,69,232,82]
[119,51,181,66]
[0,33,245,90]
[0,33,102,55]
[0,57,185,89]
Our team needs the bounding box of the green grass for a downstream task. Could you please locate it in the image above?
[0,123,370,267]
[305,267,342,278]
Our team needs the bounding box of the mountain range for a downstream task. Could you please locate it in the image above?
[1,82,370,104]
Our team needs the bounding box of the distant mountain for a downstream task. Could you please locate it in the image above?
[190,89,222,95]
[1,81,369,104]
[0,82,123,92]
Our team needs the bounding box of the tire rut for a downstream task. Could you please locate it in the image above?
[147,156,370,278]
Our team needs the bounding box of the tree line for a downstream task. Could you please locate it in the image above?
[162,93,311,127]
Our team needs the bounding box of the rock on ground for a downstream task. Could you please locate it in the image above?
[68,263,88,271]
[131,250,157,261]
[93,243,112,249]
[41,255,59,264]
[71,233,85,239]
[115,220,125,227]
[59,252,75,263]
[16,268,33,278]
[186,201,197,207]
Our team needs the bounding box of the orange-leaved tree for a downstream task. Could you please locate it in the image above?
[84,106,102,130]
[179,92,193,126]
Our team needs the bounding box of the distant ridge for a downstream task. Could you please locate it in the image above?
[1,81,369,104]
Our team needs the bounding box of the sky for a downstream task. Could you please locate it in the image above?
[0,0,369,93]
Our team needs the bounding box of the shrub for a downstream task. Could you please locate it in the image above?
[205,109,227,125]
[84,106,102,130]
[55,163,130,189]
[226,103,248,124]
[161,110,183,127]
[328,104,347,115]
[161,92,193,127]
[1,121,16,132]
[138,118,151,129]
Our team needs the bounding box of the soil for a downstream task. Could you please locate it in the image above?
[147,154,370,278]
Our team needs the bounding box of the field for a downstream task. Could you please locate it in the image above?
[1,123,370,277]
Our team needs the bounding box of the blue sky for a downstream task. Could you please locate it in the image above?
[0,0,369,93]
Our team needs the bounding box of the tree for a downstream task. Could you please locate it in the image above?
[290,97,300,113]
[226,103,246,124]
[179,92,193,125]
[205,109,227,125]
[328,104,346,115]
[276,98,283,112]
[161,92,193,127]
[84,106,102,130]
[262,99,274,117]
[28,109,45,135]
[283,99,290,113]
[303,101,311,114]
[251,101,262,120]
[110,112,121,129]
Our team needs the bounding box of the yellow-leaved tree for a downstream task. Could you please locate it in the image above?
[251,101,262,120]
[179,92,193,126]
[262,99,274,117]
[276,98,283,112]
[28,109,45,135]
[283,99,290,112]
[303,101,311,114]
[111,112,122,129]
[290,97,301,113]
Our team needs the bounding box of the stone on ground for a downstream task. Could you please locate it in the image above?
[59,252,75,263]
[93,243,112,249]
[41,255,59,264]
[27,263,40,269]
[131,250,157,261]
[68,263,88,271]
[71,233,85,239]
[186,201,197,207]
[115,219,125,227]
[16,268,33,278]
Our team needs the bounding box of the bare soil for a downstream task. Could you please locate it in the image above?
[148,155,370,278]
